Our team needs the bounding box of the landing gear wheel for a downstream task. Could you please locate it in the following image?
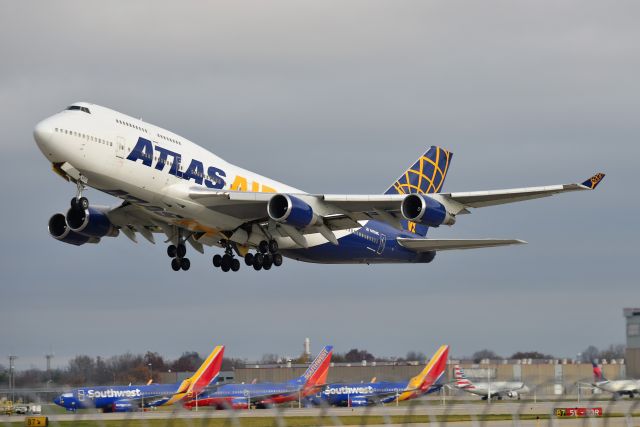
[79,197,89,210]
[212,254,222,267]
[167,245,177,258]
[253,253,264,270]
[180,258,191,271]
[221,254,232,271]
[273,253,283,267]
[171,258,181,271]
[268,240,279,254]
[263,254,273,270]
[176,244,187,258]
[244,253,254,266]
[231,258,240,272]
[258,240,269,254]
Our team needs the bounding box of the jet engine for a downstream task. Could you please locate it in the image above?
[108,400,133,412]
[66,207,119,238]
[401,194,455,227]
[347,395,370,407]
[48,213,99,246]
[507,391,519,399]
[267,194,319,228]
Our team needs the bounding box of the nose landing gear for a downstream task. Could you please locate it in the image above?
[70,177,90,211]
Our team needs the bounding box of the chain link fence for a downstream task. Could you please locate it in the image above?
[1,380,639,426]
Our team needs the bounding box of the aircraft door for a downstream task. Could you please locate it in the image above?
[115,136,126,159]
[377,234,386,254]
[77,390,85,401]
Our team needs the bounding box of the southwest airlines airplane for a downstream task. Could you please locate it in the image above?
[307,345,448,407]
[183,345,333,409]
[34,103,605,272]
[53,345,224,412]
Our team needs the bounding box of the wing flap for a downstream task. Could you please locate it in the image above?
[398,238,526,252]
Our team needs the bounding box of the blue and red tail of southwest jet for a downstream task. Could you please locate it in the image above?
[287,345,333,392]
[385,146,453,236]
[183,345,333,410]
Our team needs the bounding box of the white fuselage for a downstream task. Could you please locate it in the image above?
[457,382,529,398]
[593,380,640,395]
[33,102,321,247]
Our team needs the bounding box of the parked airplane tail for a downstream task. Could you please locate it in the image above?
[289,345,333,391]
[592,361,606,381]
[168,345,225,404]
[454,365,475,389]
[384,146,453,235]
[399,345,449,400]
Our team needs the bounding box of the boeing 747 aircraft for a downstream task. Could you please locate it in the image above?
[307,345,448,407]
[53,345,224,412]
[182,345,333,409]
[34,103,605,272]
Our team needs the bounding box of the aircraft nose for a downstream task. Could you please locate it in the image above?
[33,118,53,147]
[53,395,62,406]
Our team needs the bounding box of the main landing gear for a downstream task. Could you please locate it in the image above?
[168,243,190,271]
[168,231,191,272]
[244,240,283,271]
[212,241,241,272]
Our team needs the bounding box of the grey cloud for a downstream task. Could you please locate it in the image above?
[0,0,637,370]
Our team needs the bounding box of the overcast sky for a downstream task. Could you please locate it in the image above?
[1,1,638,371]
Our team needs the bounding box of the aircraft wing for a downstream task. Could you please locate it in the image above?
[187,173,604,235]
[397,238,526,252]
[435,173,605,214]
[103,202,211,253]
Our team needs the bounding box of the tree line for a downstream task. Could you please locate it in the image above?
[2,344,625,388]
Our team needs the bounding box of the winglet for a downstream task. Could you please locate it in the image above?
[581,173,605,190]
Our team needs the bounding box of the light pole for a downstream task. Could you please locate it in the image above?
[9,356,17,404]
[148,363,153,383]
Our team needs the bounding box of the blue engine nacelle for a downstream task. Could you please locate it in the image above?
[348,395,370,407]
[66,207,119,238]
[267,194,319,228]
[48,213,99,246]
[110,400,133,412]
[401,194,455,227]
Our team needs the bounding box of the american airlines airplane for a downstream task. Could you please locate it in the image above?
[34,102,605,272]
[453,365,529,400]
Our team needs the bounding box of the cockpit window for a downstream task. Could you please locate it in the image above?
[66,105,91,114]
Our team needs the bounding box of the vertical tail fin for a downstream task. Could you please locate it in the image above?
[172,345,225,403]
[454,365,474,389]
[592,361,605,381]
[290,345,333,392]
[384,146,453,236]
[399,345,449,400]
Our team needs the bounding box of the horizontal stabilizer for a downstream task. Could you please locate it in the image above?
[397,238,526,252]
